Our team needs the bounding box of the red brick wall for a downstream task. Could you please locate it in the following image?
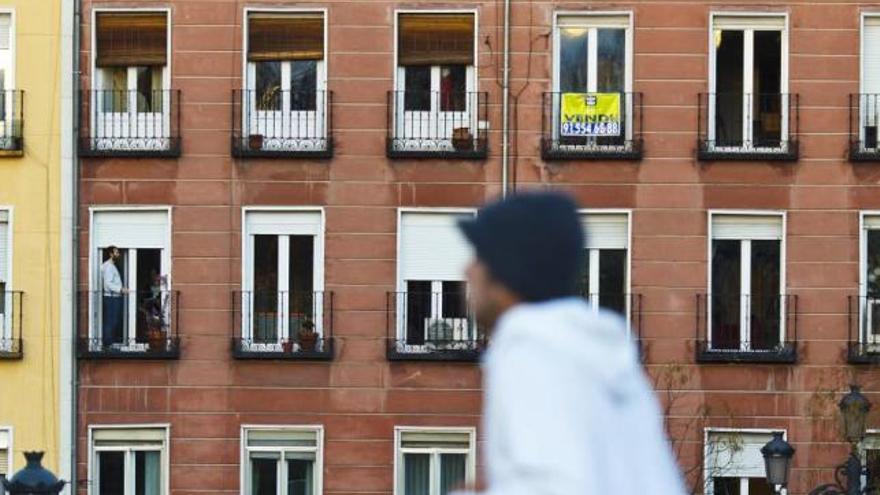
[76,1,880,494]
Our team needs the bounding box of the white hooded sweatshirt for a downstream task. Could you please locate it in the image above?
[459,297,685,495]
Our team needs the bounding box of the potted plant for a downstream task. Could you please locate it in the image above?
[146,325,165,352]
[298,319,318,352]
[282,339,294,354]
[248,133,264,150]
[452,127,474,151]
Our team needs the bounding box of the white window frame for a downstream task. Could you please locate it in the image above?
[241,207,326,348]
[0,426,13,478]
[89,8,172,150]
[859,211,880,347]
[87,206,173,349]
[239,425,324,495]
[551,11,634,144]
[704,428,786,495]
[392,9,480,149]
[707,12,790,153]
[707,210,787,351]
[87,424,170,495]
[393,426,477,495]
[0,206,12,345]
[860,13,880,151]
[241,8,329,149]
[0,8,16,133]
[579,209,633,328]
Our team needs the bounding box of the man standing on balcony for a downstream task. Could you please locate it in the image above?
[455,192,684,495]
[101,245,127,347]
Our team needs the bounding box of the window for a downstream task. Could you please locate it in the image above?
[242,12,327,152]
[396,211,475,351]
[709,213,784,352]
[395,428,475,495]
[243,427,322,495]
[705,431,779,495]
[860,215,880,349]
[0,428,10,494]
[92,11,170,151]
[0,210,9,347]
[580,212,629,317]
[90,426,168,495]
[242,210,324,351]
[89,209,171,351]
[856,16,880,155]
[709,14,788,152]
[392,12,480,153]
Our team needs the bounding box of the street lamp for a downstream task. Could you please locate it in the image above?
[760,384,875,495]
[0,452,65,495]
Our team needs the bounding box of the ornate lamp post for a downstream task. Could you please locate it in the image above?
[761,385,874,495]
[1,452,66,495]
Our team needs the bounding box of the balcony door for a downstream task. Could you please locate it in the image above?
[860,17,880,151]
[0,211,8,347]
[709,15,787,151]
[861,216,880,347]
[580,212,630,322]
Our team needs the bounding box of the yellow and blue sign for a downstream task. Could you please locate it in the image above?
[560,93,621,137]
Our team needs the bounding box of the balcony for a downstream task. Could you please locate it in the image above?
[0,291,23,359]
[541,92,643,161]
[79,89,181,158]
[385,291,486,362]
[386,90,488,159]
[582,292,644,359]
[231,291,334,360]
[0,91,24,157]
[697,93,799,161]
[847,296,880,364]
[231,89,333,159]
[695,294,798,364]
[848,94,880,161]
[76,290,181,359]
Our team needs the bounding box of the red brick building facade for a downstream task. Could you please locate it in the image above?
[74,1,880,494]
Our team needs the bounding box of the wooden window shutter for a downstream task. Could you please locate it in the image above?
[248,13,324,62]
[95,12,168,67]
[398,13,475,66]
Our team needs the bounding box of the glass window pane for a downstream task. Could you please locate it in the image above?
[251,456,278,495]
[868,231,880,298]
[559,27,588,93]
[598,249,627,316]
[439,453,466,495]
[134,451,161,495]
[748,478,773,495]
[750,240,781,350]
[406,281,432,344]
[253,235,279,343]
[579,251,590,298]
[597,29,625,93]
[712,477,740,495]
[404,66,431,111]
[286,458,314,495]
[867,449,880,494]
[256,61,282,111]
[442,281,466,319]
[135,67,160,113]
[103,67,129,113]
[289,235,315,318]
[753,31,782,146]
[714,30,744,147]
[290,61,317,111]
[711,240,741,349]
[98,451,125,495]
[440,65,466,112]
[403,453,430,495]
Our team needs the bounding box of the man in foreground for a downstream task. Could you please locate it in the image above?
[455,191,684,495]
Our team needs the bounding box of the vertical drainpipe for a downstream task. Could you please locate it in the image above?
[501,0,511,197]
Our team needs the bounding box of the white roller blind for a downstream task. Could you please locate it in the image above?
[401,430,471,449]
[0,14,11,51]
[247,429,318,448]
[0,213,7,282]
[713,14,785,30]
[582,213,628,250]
[557,14,629,28]
[246,210,321,236]
[712,214,783,240]
[93,427,165,446]
[0,448,6,476]
[707,432,775,478]
[400,211,474,282]
[865,215,880,230]
[93,210,169,249]
[864,19,880,94]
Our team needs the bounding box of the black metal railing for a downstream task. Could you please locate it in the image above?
[231,290,334,360]
[232,89,333,158]
[849,94,880,161]
[697,93,799,161]
[0,91,24,156]
[847,296,880,364]
[79,89,181,157]
[541,92,643,160]
[385,291,485,362]
[76,290,180,359]
[386,90,488,159]
[695,294,797,363]
[0,291,23,359]
[582,292,644,358]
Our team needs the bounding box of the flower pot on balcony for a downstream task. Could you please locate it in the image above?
[147,329,165,352]
[452,127,474,151]
[281,340,294,354]
[298,320,318,352]
[248,134,264,150]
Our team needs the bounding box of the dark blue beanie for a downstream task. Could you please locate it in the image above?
[458,191,586,302]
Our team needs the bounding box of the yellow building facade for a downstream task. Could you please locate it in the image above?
[0,0,66,481]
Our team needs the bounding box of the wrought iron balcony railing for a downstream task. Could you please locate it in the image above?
[79,89,181,158]
[695,293,798,363]
[231,290,334,360]
[0,291,23,359]
[386,291,486,362]
[232,89,333,158]
[582,292,644,359]
[76,290,180,359]
[697,93,799,161]
[849,94,880,161]
[541,92,643,161]
[0,91,24,156]
[386,90,488,159]
[847,295,880,364]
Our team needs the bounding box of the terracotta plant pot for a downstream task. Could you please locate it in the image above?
[248,134,264,150]
[299,331,318,352]
[147,330,165,352]
[282,340,294,354]
[452,127,473,151]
